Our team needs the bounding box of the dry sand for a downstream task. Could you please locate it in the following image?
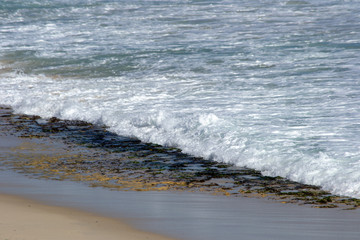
[0,194,175,240]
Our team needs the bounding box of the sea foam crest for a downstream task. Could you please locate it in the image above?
[1,65,360,199]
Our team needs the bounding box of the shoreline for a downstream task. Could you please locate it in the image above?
[1,105,359,209]
[0,193,176,240]
[1,105,360,240]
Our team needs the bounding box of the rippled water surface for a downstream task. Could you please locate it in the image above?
[1,0,360,197]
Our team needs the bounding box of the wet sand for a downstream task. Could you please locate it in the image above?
[0,193,175,240]
[1,168,360,240]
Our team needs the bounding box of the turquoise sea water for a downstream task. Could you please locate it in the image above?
[1,0,360,197]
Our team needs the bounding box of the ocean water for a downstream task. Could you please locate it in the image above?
[1,0,360,198]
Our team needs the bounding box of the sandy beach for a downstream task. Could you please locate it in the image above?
[0,193,175,240]
[1,169,360,240]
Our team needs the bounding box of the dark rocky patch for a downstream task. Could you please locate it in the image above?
[0,105,359,209]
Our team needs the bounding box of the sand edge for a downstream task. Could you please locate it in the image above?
[0,193,177,240]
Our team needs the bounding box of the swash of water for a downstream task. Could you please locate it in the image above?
[1,0,360,197]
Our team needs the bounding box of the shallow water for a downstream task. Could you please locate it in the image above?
[1,0,360,197]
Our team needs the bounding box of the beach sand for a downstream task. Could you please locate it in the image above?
[0,193,175,240]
